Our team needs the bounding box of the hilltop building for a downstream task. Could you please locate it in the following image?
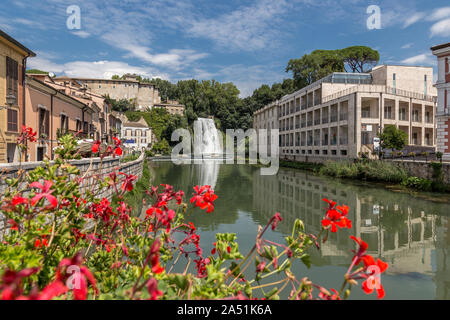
[253,65,437,161]
[431,43,450,161]
[53,74,161,111]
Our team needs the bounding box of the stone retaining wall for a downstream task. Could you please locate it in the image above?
[0,154,146,232]
[393,160,450,184]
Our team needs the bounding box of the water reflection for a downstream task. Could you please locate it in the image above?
[149,161,450,299]
[252,168,450,299]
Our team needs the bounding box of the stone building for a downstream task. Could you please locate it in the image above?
[53,74,161,111]
[154,100,185,116]
[254,65,437,162]
[431,43,450,161]
[0,30,35,163]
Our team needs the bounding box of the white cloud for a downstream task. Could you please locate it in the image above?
[72,31,91,38]
[430,18,450,37]
[401,43,413,49]
[187,0,290,51]
[400,53,435,66]
[402,13,425,28]
[428,7,450,21]
[27,55,166,80]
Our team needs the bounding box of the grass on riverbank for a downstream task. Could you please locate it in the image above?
[319,160,408,183]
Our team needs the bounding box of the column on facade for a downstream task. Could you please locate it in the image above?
[408,99,413,145]
[421,104,426,146]
[337,101,341,148]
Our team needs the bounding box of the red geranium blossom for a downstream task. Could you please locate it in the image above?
[30,180,57,208]
[361,255,389,299]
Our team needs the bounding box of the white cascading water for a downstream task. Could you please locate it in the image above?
[193,118,223,157]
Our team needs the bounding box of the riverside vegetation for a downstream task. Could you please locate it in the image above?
[0,126,389,300]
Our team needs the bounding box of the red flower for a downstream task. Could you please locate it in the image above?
[92,140,101,153]
[0,267,40,300]
[147,278,163,300]
[321,199,351,233]
[8,219,18,231]
[119,172,137,192]
[271,213,283,230]
[30,180,57,208]
[55,252,98,300]
[12,196,28,207]
[148,240,164,274]
[190,185,206,207]
[361,255,389,299]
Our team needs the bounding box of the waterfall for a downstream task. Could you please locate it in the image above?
[193,118,223,157]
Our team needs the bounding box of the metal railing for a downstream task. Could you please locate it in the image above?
[322,84,436,104]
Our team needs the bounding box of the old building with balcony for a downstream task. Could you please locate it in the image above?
[121,118,153,151]
[431,43,450,161]
[0,30,35,163]
[253,65,437,161]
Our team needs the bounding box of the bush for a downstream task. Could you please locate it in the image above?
[401,176,432,191]
[319,160,408,183]
[151,139,171,156]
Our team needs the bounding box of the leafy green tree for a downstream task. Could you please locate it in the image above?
[379,125,408,156]
[286,50,344,89]
[340,46,380,73]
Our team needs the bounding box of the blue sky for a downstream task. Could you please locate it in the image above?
[1,0,450,97]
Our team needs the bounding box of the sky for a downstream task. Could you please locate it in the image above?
[1,0,449,97]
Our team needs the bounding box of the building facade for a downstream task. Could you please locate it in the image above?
[254,65,437,161]
[431,43,450,161]
[154,100,185,115]
[121,119,153,151]
[25,75,99,161]
[54,75,161,111]
[0,30,35,163]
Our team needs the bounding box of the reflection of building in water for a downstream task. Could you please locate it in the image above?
[252,168,441,276]
[435,216,450,299]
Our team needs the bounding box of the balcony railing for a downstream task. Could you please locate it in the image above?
[314,140,320,146]
[307,121,313,127]
[314,119,321,125]
[340,137,348,145]
[301,122,306,128]
[330,115,338,122]
[322,117,329,124]
[322,140,328,146]
[331,139,337,146]
[339,113,348,121]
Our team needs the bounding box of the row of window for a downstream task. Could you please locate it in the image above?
[282,149,348,156]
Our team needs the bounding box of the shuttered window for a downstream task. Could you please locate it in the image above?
[7,109,18,132]
[6,57,18,105]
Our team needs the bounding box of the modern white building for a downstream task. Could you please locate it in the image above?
[254,65,437,162]
[121,119,153,151]
[431,43,450,161]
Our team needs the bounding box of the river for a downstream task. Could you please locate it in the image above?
[148,160,450,300]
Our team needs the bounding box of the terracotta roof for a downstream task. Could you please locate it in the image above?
[123,122,149,128]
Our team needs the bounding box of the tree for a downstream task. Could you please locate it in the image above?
[341,46,380,73]
[379,125,408,157]
[286,50,344,89]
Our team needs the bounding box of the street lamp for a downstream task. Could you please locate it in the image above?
[0,93,16,110]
